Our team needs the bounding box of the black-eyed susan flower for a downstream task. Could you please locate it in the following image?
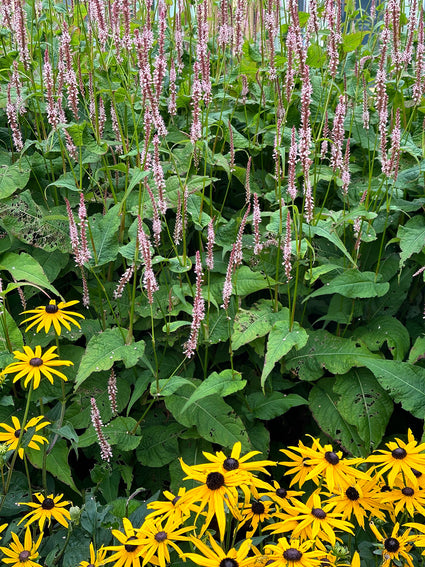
[21,299,84,335]
[138,515,193,567]
[324,477,386,529]
[179,459,241,541]
[146,487,200,521]
[104,517,145,567]
[279,441,318,488]
[264,538,321,567]
[1,346,73,389]
[366,429,425,487]
[79,542,107,567]
[296,436,368,492]
[262,480,304,511]
[266,492,354,546]
[0,527,43,567]
[379,480,425,518]
[0,415,50,459]
[184,533,254,567]
[370,522,415,567]
[237,499,274,537]
[18,493,71,531]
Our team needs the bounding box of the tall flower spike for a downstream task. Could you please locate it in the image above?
[137,216,158,304]
[108,368,118,415]
[6,84,23,151]
[252,193,262,255]
[283,211,292,282]
[113,264,135,299]
[78,193,91,265]
[90,397,113,462]
[287,126,298,201]
[206,218,215,270]
[183,251,205,358]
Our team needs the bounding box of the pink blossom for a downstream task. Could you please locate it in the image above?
[90,397,113,462]
[206,219,215,270]
[183,251,205,358]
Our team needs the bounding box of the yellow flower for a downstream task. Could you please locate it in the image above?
[179,458,241,541]
[379,480,425,518]
[104,517,146,567]
[1,345,73,389]
[264,538,321,567]
[261,480,304,511]
[0,415,50,459]
[370,522,415,567]
[184,533,254,567]
[237,499,274,537]
[146,487,200,522]
[279,441,318,488]
[138,515,193,567]
[79,542,107,567]
[0,527,43,567]
[18,493,71,531]
[21,299,84,335]
[366,429,425,487]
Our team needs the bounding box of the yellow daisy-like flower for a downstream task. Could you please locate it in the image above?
[179,458,241,541]
[105,517,146,567]
[370,522,415,567]
[0,527,43,567]
[21,299,84,335]
[0,415,50,459]
[237,499,274,537]
[1,345,73,389]
[18,493,71,531]
[264,538,321,567]
[138,515,193,567]
[146,487,200,522]
[279,441,318,488]
[379,480,425,518]
[184,533,254,567]
[366,429,425,487]
[79,542,107,567]
[261,480,304,511]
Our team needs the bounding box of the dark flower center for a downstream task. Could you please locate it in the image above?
[345,487,360,501]
[125,536,139,553]
[384,538,400,553]
[392,447,407,460]
[154,531,167,542]
[29,357,43,367]
[19,550,30,562]
[14,428,27,438]
[324,451,339,465]
[223,457,239,471]
[283,549,302,561]
[45,303,59,314]
[172,496,180,506]
[276,487,287,498]
[42,497,55,510]
[206,471,225,490]
[312,507,326,519]
[219,559,238,567]
[411,468,422,478]
[402,487,414,497]
[251,501,265,515]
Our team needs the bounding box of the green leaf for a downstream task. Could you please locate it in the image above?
[0,307,23,350]
[181,369,246,412]
[0,163,31,199]
[309,378,365,456]
[306,44,326,67]
[303,221,356,265]
[47,171,79,192]
[75,328,145,389]
[307,270,389,300]
[353,316,410,361]
[408,336,425,364]
[27,439,80,494]
[247,391,307,420]
[397,215,425,268]
[165,382,250,450]
[342,31,368,52]
[0,252,59,296]
[136,423,185,467]
[285,330,378,381]
[333,368,393,453]
[234,266,274,297]
[78,416,141,451]
[261,311,309,387]
[151,377,195,397]
[232,299,276,351]
[361,358,425,419]
[89,205,121,266]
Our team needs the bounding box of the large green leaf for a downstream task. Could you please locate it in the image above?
[234,266,274,297]
[0,162,30,199]
[307,270,389,300]
[78,416,141,451]
[0,307,23,350]
[261,311,309,387]
[309,378,365,456]
[136,423,185,467]
[89,205,121,266]
[397,215,425,268]
[232,299,277,351]
[333,368,393,453]
[75,328,144,388]
[181,369,246,412]
[247,391,307,420]
[285,330,378,381]
[0,252,59,296]
[165,382,250,450]
[352,316,410,361]
[303,220,356,265]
